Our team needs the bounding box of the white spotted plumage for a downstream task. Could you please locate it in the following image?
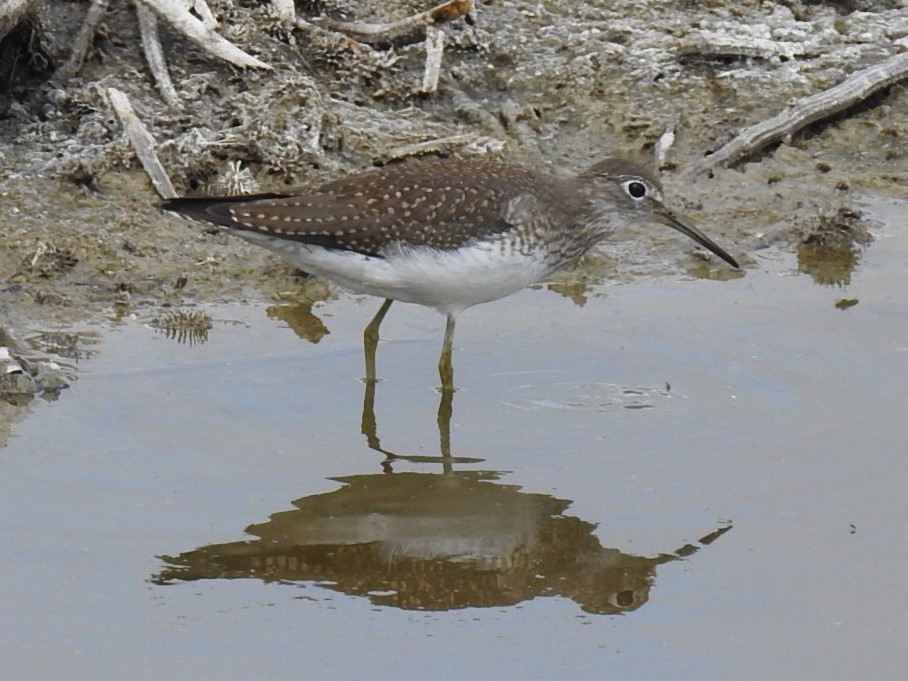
[162,157,738,387]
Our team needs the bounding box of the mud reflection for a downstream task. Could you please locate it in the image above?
[266,300,330,344]
[154,471,731,614]
[796,206,874,287]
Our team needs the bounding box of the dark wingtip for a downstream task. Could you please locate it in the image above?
[161,197,239,228]
[162,192,295,227]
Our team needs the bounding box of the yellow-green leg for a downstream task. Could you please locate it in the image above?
[438,313,456,393]
[436,382,454,473]
[363,298,393,384]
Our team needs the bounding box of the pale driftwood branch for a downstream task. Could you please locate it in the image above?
[678,34,825,61]
[136,0,271,69]
[106,87,177,199]
[383,132,504,161]
[698,50,908,171]
[191,0,217,29]
[654,127,675,168]
[312,0,472,46]
[135,2,181,107]
[420,26,445,94]
[52,0,109,81]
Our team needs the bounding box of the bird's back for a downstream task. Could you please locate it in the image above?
[163,159,577,257]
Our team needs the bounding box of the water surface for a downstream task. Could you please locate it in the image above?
[2,199,906,680]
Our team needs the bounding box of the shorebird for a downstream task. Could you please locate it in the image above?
[163,157,739,390]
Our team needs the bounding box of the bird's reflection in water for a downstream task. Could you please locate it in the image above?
[155,302,730,613]
[154,470,731,614]
[266,296,482,469]
[360,312,483,471]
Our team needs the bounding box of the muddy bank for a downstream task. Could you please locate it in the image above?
[1,0,906,415]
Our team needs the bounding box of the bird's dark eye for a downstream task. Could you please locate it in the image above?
[626,181,647,199]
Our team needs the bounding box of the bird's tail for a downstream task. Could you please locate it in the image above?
[161,193,287,228]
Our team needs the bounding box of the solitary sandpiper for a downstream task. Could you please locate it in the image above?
[163,157,739,390]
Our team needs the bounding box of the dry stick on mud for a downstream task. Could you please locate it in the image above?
[312,0,472,46]
[136,0,271,69]
[135,2,181,108]
[698,50,908,171]
[52,0,109,81]
[677,35,824,62]
[655,128,675,169]
[190,0,217,29]
[382,132,504,161]
[420,25,445,94]
[107,88,177,200]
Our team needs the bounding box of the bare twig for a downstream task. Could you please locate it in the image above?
[312,0,472,46]
[654,127,675,169]
[52,0,109,81]
[191,0,217,29]
[420,25,445,94]
[106,87,177,199]
[698,50,908,171]
[678,35,825,62]
[136,0,271,69]
[135,2,181,107]
[383,132,505,161]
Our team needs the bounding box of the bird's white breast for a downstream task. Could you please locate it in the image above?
[231,230,554,316]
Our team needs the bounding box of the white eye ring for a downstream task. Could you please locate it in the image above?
[623,180,648,200]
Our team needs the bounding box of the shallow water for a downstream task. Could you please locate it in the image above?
[2,198,907,679]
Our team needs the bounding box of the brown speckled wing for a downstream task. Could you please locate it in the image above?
[163,160,562,257]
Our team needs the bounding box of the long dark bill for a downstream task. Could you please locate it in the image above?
[657,211,739,269]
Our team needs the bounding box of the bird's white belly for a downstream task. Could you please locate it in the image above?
[234,231,553,315]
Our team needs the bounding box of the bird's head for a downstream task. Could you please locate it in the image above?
[577,158,739,268]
